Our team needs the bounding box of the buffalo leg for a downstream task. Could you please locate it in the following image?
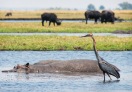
[86,19,87,24]
[42,20,44,26]
[85,16,88,24]
[105,19,107,24]
[53,22,55,26]
[101,18,104,23]
[49,21,51,26]
[111,19,114,24]
[95,19,97,24]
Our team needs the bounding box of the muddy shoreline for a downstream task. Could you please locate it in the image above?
[113,30,132,34]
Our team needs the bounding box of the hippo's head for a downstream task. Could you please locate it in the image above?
[2,63,30,73]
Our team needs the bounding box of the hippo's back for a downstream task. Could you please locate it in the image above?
[32,59,101,73]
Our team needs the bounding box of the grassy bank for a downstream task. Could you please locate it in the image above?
[0,35,131,51]
[0,22,132,33]
[0,10,132,20]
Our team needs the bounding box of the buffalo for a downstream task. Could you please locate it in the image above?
[84,10,101,24]
[5,12,12,16]
[41,13,61,26]
[101,10,115,24]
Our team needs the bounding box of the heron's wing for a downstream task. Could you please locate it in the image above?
[106,63,120,71]
[99,61,120,78]
[99,56,120,71]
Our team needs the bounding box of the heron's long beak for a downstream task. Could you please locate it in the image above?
[80,33,96,43]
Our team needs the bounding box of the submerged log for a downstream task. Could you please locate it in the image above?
[2,59,102,74]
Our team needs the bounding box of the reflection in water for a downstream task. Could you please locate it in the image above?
[102,80,120,84]
[0,51,132,92]
[16,73,30,80]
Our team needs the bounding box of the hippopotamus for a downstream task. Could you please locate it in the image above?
[2,59,102,74]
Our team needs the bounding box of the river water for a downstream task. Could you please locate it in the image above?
[0,33,132,37]
[0,51,132,92]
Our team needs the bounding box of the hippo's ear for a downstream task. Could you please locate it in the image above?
[27,63,29,65]
[25,63,29,67]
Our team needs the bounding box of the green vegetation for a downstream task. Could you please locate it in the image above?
[0,22,132,33]
[0,35,132,51]
[0,10,132,51]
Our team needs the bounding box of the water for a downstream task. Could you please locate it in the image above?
[0,33,132,37]
[0,51,132,92]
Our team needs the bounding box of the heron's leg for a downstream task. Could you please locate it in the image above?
[107,73,112,80]
[103,72,105,82]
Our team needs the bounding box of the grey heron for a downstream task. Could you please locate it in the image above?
[81,33,120,82]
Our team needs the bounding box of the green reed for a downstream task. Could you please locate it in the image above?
[0,35,132,51]
[0,22,131,33]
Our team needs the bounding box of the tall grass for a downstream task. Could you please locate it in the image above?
[0,22,131,33]
[0,35,132,51]
[0,10,132,20]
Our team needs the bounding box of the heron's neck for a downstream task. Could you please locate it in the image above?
[91,37,100,62]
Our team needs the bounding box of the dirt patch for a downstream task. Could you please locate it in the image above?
[113,30,132,34]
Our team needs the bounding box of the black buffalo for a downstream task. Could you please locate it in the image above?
[41,13,61,26]
[5,12,12,16]
[84,10,101,24]
[101,10,115,24]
